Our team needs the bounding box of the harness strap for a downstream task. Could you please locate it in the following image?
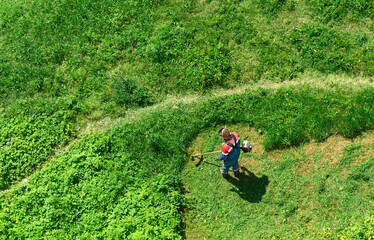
[226,134,238,149]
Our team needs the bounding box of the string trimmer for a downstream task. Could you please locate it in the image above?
[190,140,252,166]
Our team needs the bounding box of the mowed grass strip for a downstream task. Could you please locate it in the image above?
[1,85,373,238]
[183,125,374,239]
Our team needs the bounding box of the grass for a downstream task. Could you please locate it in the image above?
[0,83,373,238]
[0,0,373,110]
[183,125,374,239]
[0,0,373,238]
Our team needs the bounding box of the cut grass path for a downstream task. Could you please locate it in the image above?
[84,72,374,134]
[182,124,373,239]
[1,74,373,238]
[2,73,372,194]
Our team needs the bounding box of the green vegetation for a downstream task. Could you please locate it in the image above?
[0,0,373,239]
[184,125,374,239]
[1,86,374,238]
[0,97,78,189]
[306,0,374,22]
[1,0,373,102]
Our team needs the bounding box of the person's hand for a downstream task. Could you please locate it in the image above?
[214,157,219,161]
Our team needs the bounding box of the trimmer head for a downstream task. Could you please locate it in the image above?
[191,155,204,166]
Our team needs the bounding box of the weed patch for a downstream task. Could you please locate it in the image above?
[0,97,78,189]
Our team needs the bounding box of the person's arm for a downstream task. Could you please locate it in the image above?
[217,143,230,161]
[218,152,228,161]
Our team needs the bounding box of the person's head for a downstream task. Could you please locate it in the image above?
[218,128,230,139]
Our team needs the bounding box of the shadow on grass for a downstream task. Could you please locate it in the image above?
[225,167,269,203]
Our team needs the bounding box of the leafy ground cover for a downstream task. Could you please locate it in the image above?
[0,97,78,190]
[183,124,374,239]
[0,85,373,238]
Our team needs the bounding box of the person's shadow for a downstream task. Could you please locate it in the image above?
[225,166,269,203]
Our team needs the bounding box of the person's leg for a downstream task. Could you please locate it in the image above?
[221,162,230,178]
[232,159,240,177]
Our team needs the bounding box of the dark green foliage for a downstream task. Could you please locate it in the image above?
[144,36,232,93]
[258,0,296,15]
[140,5,236,93]
[254,37,301,80]
[289,24,362,73]
[208,0,257,44]
[340,158,374,238]
[252,23,374,80]
[112,76,154,108]
[177,41,232,92]
[198,86,374,151]
[343,157,373,195]
[306,0,374,22]
[143,23,192,64]
[338,88,374,138]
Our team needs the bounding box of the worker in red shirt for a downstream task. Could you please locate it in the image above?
[215,128,241,178]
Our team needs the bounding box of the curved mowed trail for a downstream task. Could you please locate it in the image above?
[1,77,373,239]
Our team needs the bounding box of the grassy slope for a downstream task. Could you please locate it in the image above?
[1,82,373,239]
[0,0,373,104]
[0,0,374,239]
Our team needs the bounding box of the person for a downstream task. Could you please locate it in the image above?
[215,128,241,178]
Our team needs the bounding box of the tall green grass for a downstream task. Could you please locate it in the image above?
[306,0,374,22]
[0,0,167,100]
[0,0,373,106]
[1,86,373,238]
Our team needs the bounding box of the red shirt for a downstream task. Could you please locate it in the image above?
[220,132,240,155]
